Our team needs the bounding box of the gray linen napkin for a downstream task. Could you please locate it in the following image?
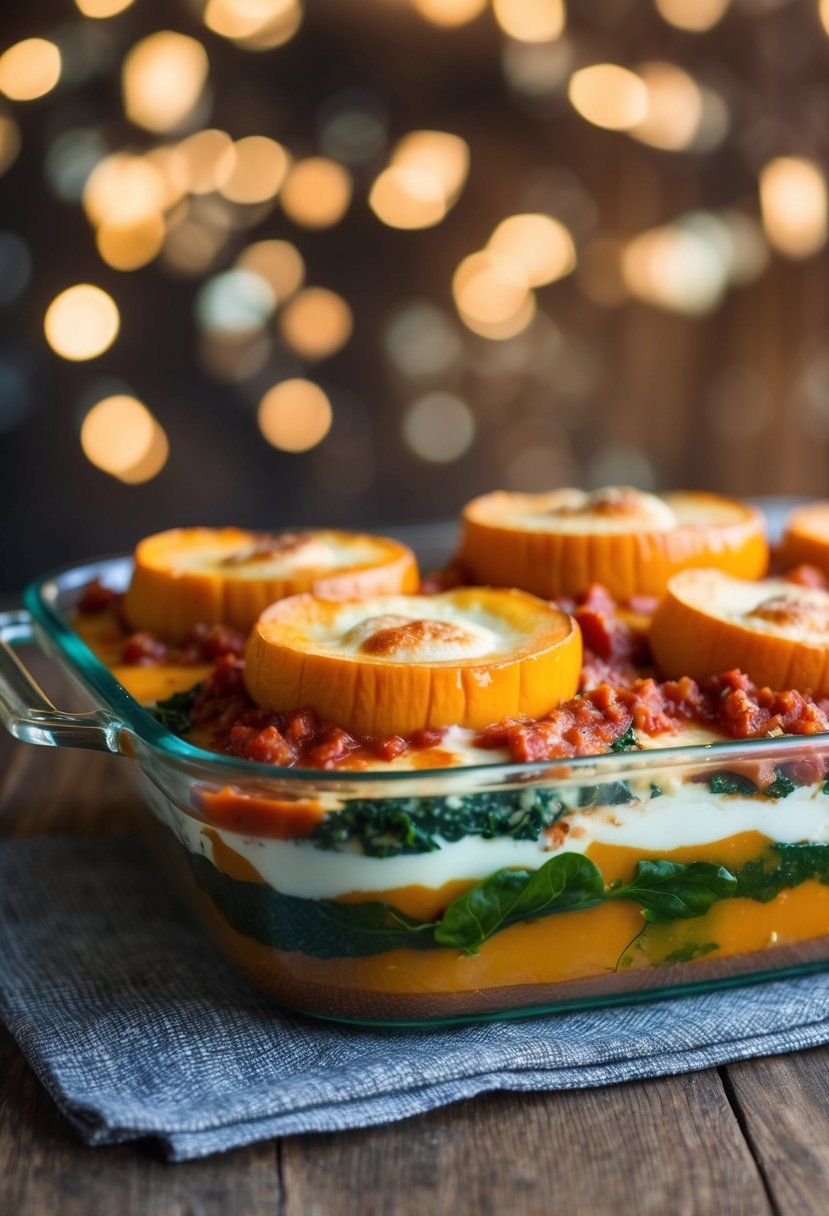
[1,837,829,1161]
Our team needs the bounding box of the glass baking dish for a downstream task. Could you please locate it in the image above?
[2,544,829,1026]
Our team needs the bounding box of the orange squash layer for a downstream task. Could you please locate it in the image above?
[460,489,768,600]
[193,831,829,1001]
[243,587,582,737]
[72,608,213,702]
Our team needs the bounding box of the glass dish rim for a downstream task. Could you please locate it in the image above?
[23,550,829,789]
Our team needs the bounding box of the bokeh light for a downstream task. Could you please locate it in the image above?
[493,0,566,43]
[80,393,168,483]
[44,285,120,360]
[402,391,475,462]
[453,250,536,339]
[122,32,209,133]
[258,379,333,451]
[279,288,353,360]
[280,157,352,228]
[568,65,648,131]
[74,0,135,16]
[96,215,166,271]
[488,213,576,286]
[236,239,305,302]
[630,62,704,151]
[621,219,730,315]
[385,303,463,378]
[411,0,487,27]
[654,0,730,32]
[759,157,828,260]
[0,233,31,306]
[370,131,469,230]
[0,39,61,102]
[196,268,275,335]
[203,0,303,50]
[176,129,234,194]
[83,153,167,228]
[215,135,290,205]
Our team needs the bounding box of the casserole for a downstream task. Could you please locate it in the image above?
[2,515,829,1025]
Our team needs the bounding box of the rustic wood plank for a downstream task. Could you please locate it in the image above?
[723,1048,829,1216]
[0,1026,282,1216]
[282,1073,772,1216]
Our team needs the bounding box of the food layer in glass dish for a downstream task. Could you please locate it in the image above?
[3,499,829,1024]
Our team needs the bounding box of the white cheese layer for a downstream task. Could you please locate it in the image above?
[138,774,829,903]
[509,488,678,535]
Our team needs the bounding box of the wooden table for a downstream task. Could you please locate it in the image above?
[2,649,829,1215]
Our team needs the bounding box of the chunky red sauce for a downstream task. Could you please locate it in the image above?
[78,575,829,771]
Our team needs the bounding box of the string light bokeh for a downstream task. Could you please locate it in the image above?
[1,0,828,586]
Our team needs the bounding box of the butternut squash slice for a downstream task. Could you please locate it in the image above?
[459,487,768,600]
[778,502,829,578]
[649,569,829,693]
[123,527,419,641]
[244,588,582,738]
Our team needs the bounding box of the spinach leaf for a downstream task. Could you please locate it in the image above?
[434,853,605,953]
[311,788,567,857]
[153,684,202,733]
[610,726,640,753]
[608,860,737,924]
[764,768,798,799]
[735,843,829,903]
[708,772,758,796]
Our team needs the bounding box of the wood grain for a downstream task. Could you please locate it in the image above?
[724,1049,829,1216]
[282,1076,771,1216]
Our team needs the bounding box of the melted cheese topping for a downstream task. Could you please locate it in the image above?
[302,597,519,661]
[716,578,829,645]
[162,532,383,581]
[507,487,678,534]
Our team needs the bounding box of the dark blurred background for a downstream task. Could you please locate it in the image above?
[1,0,828,588]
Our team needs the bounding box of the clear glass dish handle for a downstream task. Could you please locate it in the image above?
[0,610,120,752]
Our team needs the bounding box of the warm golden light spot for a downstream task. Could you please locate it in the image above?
[821,0,829,37]
[393,130,469,202]
[0,39,61,102]
[81,394,168,483]
[280,157,352,228]
[236,239,305,302]
[655,0,730,32]
[122,32,208,133]
[176,129,234,194]
[453,249,531,329]
[258,379,333,451]
[759,157,828,260]
[369,165,446,229]
[630,61,703,151]
[488,213,576,286]
[83,153,167,228]
[370,130,469,229]
[142,145,191,208]
[44,285,120,360]
[568,64,648,131]
[204,0,302,49]
[411,0,487,28]
[493,0,566,42]
[75,0,135,16]
[621,222,728,315]
[279,288,353,360]
[96,214,166,270]
[0,111,21,177]
[216,135,290,204]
